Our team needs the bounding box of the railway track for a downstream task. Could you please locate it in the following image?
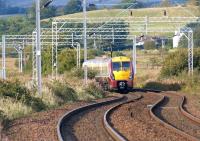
[57,91,200,141]
[57,93,142,141]
[109,92,189,141]
[151,92,200,141]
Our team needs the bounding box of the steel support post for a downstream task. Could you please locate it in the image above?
[188,30,193,75]
[18,49,23,73]
[133,36,137,74]
[93,33,97,49]
[52,22,58,79]
[2,35,6,79]
[76,45,79,68]
[111,27,114,58]
[145,16,148,35]
[36,0,42,95]
[72,33,74,47]
[32,32,37,82]
[83,0,87,85]
[23,40,26,68]
[78,43,81,68]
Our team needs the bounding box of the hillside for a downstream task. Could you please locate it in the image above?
[53,6,199,19]
[48,6,199,36]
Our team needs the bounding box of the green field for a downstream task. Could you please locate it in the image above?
[53,6,199,18]
[47,6,199,36]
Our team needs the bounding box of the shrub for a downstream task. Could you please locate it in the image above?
[88,69,98,79]
[0,80,46,112]
[143,81,182,91]
[175,70,200,95]
[48,81,78,105]
[83,82,105,99]
[71,68,97,79]
[71,68,84,79]
[160,49,200,77]
[112,51,125,57]
[144,40,157,50]
[0,110,6,122]
[58,49,77,74]
[88,49,105,59]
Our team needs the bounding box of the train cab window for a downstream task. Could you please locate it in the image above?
[112,62,121,71]
[122,62,130,71]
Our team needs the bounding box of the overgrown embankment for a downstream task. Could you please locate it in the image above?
[143,48,200,95]
[0,69,105,132]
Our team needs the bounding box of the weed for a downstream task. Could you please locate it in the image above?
[47,80,78,105]
[83,81,105,99]
[70,68,97,79]
[0,80,46,112]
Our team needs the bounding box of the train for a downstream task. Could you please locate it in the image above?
[83,56,134,91]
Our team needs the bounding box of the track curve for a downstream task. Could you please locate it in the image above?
[108,92,188,141]
[151,92,200,141]
[57,90,200,141]
[57,94,141,141]
[103,95,143,141]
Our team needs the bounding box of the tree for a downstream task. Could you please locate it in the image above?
[144,40,157,50]
[58,49,77,73]
[64,0,83,14]
[88,3,97,11]
[161,0,171,7]
[28,0,57,19]
[188,0,199,6]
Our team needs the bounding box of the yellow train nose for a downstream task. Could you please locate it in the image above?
[113,71,130,80]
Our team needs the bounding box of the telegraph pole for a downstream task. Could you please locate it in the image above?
[36,0,42,95]
[83,0,87,85]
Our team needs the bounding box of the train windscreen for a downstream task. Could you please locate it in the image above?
[112,62,121,71]
[122,62,130,71]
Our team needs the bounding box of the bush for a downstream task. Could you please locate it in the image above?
[71,68,97,79]
[88,49,105,59]
[83,82,105,99]
[144,40,157,50]
[0,80,46,112]
[58,49,77,74]
[0,110,6,122]
[161,49,200,77]
[48,81,78,105]
[112,51,125,57]
[143,81,182,91]
[71,68,84,79]
[175,70,200,95]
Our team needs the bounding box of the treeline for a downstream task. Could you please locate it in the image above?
[0,0,26,15]
[0,7,26,15]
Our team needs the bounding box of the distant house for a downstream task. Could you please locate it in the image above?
[136,35,167,49]
[173,31,184,48]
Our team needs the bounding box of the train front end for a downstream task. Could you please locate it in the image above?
[108,56,134,91]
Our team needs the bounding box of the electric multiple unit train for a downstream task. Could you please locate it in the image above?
[83,56,134,91]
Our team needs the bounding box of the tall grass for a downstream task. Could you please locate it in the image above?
[173,70,200,95]
[47,80,78,105]
[0,98,33,120]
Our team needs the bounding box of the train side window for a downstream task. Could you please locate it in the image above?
[122,62,130,71]
[112,62,121,71]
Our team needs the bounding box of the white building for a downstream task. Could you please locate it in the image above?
[173,31,183,48]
